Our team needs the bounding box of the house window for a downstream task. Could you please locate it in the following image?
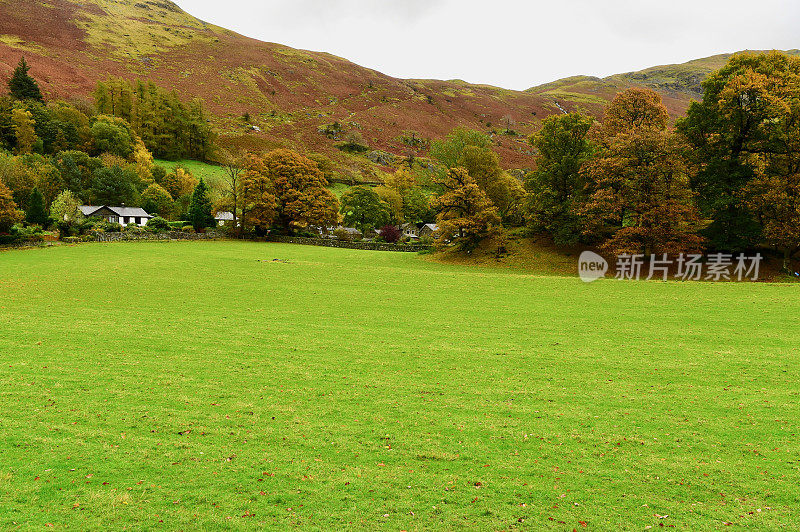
[123,217,129,224]
[135,217,141,225]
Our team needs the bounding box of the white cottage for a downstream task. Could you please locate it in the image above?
[80,206,153,227]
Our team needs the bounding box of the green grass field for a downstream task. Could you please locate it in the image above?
[1,241,798,529]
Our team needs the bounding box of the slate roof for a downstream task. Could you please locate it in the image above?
[80,206,153,218]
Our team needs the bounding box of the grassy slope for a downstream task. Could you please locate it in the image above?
[154,159,354,198]
[1,241,799,529]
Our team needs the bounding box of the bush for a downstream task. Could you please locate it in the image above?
[90,220,123,233]
[181,225,195,233]
[124,224,145,233]
[379,225,401,244]
[62,236,80,244]
[333,227,353,242]
[169,220,188,230]
[147,216,170,231]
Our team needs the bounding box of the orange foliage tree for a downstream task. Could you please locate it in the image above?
[0,179,23,233]
[431,167,500,249]
[259,149,339,231]
[602,87,670,136]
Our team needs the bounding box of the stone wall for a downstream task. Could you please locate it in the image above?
[93,231,222,243]
[267,235,431,253]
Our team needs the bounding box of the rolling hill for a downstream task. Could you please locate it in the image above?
[0,0,796,168]
[527,50,800,117]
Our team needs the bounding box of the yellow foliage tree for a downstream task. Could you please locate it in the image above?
[11,108,37,154]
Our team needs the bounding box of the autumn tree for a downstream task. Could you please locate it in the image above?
[604,87,670,136]
[241,154,277,233]
[457,145,525,225]
[260,149,339,231]
[0,179,23,233]
[188,178,215,231]
[431,167,500,249]
[158,167,197,201]
[340,186,390,234]
[746,171,800,270]
[579,129,704,256]
[25,187,48,226]
[678,51,800,252]
[12,108,37,154]
[526,112,595,245]
[7,57,44,103]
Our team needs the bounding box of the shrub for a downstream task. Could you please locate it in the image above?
[333,227,353,242]
[379,224,401,244]
[146,217,170,231]
[181,225,195,233]
[90,220,122,233]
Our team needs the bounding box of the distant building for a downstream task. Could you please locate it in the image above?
[400,223,420,239]
[215,211,235,226]
[419,224,439,238]
[80,206,153,227]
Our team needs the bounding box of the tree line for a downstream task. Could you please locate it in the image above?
[525,51,800,269]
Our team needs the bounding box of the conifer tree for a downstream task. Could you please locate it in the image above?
[8,57,44,103]
[25,187,48,226]
[188,178,215,231]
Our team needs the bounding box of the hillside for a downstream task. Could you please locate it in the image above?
[527,50,800,116]
[0,0,558,167]
[0,0,796,168]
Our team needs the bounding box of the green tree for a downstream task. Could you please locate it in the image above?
[340,186,390,234]
[526,113,595,244]
[430,128,492,169]
[91,165,138,205]
[50,190,81,224]
[677,51,800,251]
[140,183,174,219]
[25,187,48,226]
[188,178,215,231]
[90,116,135,158]
[7,57,44,103]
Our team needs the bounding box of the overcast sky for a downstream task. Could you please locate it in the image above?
[176,0,800,90]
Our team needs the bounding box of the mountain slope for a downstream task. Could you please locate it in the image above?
[527,50,800,116]
[0,0,561,166]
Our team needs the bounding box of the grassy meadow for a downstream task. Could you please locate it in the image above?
[0,241,798,529]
